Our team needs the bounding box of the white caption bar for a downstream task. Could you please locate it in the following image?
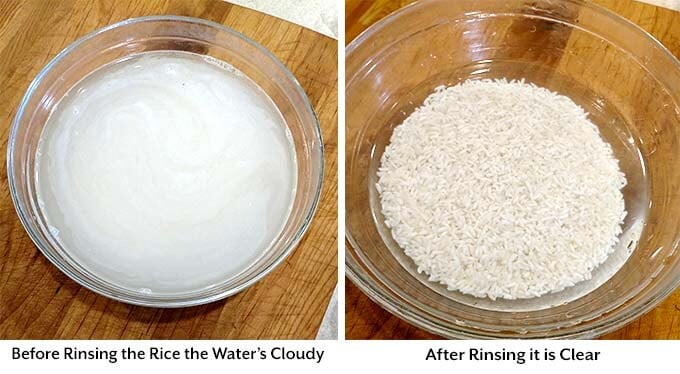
[2,340,679,373]
[2,340,337,373]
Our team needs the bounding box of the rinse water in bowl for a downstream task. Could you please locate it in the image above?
[34,51,297,295]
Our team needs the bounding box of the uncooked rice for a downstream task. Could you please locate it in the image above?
[376,79,627,300]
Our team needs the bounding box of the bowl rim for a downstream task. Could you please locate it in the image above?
[7,15,325,308]
[345,0,680,338]
[346,0,680,71]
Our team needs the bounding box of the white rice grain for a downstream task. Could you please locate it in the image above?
[377,79,627,300]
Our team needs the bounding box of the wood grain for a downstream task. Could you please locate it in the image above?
[0,0,338,339]
[345,0,680,340]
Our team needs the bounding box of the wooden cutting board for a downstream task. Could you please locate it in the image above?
[0,0,338,339]
[346,0,680,340]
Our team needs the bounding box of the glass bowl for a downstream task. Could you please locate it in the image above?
[346,0,680,338]
[8,16,323,307]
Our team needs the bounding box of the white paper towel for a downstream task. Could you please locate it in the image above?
[640,0,680,10]
[315,286,338,340]
[227,0,337,38]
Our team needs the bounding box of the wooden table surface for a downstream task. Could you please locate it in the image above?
[345,0,680,340]
[0,0,338,339]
